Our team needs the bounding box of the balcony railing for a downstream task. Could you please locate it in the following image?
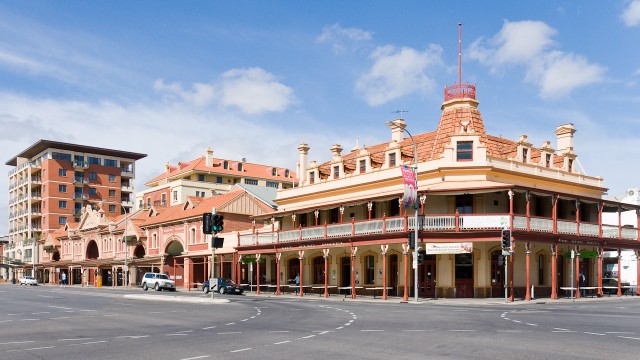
[120,167,133,177]
[238,213,640,247]
[73,160,89,169]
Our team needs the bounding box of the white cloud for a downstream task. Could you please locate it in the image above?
[469,20,605,99]
[317,24,372,54]
[153,67,294,115]
[355,45,443,106]
[622,0,640,26]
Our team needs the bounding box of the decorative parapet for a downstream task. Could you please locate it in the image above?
[444,83,476,101]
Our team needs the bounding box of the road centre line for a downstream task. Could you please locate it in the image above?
[48,305,72,310]
[68,340,107,346]
[167,334,189,336]
[361,330,384,332]
[20,318,39,321]
[202,326,216,330]
[0,341,34,345]
[217,332,241,335]
[618,336,640,341]
[584,332,605,336]
[58,338,93,342]
[268,331,290,333]
[116,335,149,339]
[301,335,315,339]
[50,316,70,319]
[7,313,25,316]
[181,356,210,360]
[230,348,252,353]
[225,322,235,325]
[274,340,290,345]
[32,311,50,314]
[526,323,538,326]
[0,320,13,323]
[402,330,435,332]
[450,330,476,332]
[177,330,193,333]
[606,332,635,334]
[7,346,56,352]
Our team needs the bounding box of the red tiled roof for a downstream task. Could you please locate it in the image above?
[145,156,297,186]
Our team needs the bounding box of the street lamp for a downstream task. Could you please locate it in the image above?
[386,118,420,303]
[123,207,129,289]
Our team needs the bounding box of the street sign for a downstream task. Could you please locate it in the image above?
[502,250,512,256]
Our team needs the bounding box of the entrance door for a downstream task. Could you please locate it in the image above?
[418,255,436,298]
[340,257,351,287]
[557,255,564,288]
[388,254,398,296]
[455,253,474,298]
[491,250,505,297]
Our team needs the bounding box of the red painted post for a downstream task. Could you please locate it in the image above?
[526,194,530,231]
[402,244,409,302]
[382,246,388,301]
[455,209,459,232]
[525,245,531,301]
[351,253,356,299]
[299,256,304,297]
[323,253,329,298]
[575,252,581,299]
[551,244,558,300]
[597,249,603,297]
[256,256,261,295]
[275,253,281,296]
[617,250,622,297]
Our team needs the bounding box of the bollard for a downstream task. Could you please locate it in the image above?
[531,285,534,300]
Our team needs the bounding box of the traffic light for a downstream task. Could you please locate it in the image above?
[417,249,426,265]
[501,229,512,251]
[203,213,213,234]
[408,232,416,249]
[212,214,224,234]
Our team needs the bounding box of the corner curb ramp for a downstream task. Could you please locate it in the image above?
[123,294,230,304]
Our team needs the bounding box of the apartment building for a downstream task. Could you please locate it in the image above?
[6,139,146,280]
[136,147,296,210]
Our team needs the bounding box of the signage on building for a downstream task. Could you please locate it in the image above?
[424,242,472,255]
[564,250,598,259]
[400,165,417,207]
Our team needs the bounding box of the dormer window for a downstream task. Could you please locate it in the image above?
[238,163,243,172]
[333,165,340,179]
[522,148,528,164]
[456,141,473,161]
[309,172,315,184]
[272,168,277,176]
[389,153,396,167]
[545,154,551,168]
[568,159,574,172]
[284,169,290,177]
[359,160,366,173]
[223,161,228,170]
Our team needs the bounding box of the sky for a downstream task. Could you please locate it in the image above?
[2,1,640,235]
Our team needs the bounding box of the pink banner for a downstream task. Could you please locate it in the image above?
[401,165,417,207]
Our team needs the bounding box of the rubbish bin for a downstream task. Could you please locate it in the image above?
[96,275,102,288]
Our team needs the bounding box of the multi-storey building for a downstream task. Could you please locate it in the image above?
[0,235,9,281]
[6,139,146,280]
[136,147,296,210]
[235,81,640,300]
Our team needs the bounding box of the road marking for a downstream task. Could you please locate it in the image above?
[7,346,56,352]
[7,313,26,316]
[202,326,216,330]
[166,334,189,336]
[48,306,72,310]
[606,332,635,334]
[318,331,330,335]
[618,336,640,341]
[58,338,93,342]
[217,332,241,335]
[241,319,249,322]
[554,328,569,331]
[0,341,34,345]
[348,320,354,323]
[250,316,256,319]
[584,332,605,336]
[401,330,435,332]
[68,340,107,346]
[452,309,469,312]
[181,356,210,360]
[32,312,50,314]
[336,326,344,330]
[512,320,521,323]
[301,335,315,339]
[268,331,290,333]
[361,330,384,332]
[37,295,54,298]
[274,340,290,345]
[80,310,97,312]
[0,320,13,323]
[525,323,538,327]
[225,322,235,325]
[230,348,252,353]
[149,311,163,314]
[497,330,524,333]
[450,330,475,332]
[103,314,119,317]
[21,318,39,321]
[115,335,149,339]
[177,330,193,333]
[552,330,576,333]
[50,316,71,320]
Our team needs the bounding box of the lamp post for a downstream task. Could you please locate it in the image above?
[386,119,420,302]
[123,207,128,289]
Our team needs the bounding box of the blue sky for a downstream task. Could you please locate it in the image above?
[2,1,640,234]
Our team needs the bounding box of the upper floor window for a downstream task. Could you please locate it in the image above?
[173,191,178,201]
[89,188,97,196]
[88,157,101,165]
[146,197,151,208]
[152,234,158,248]
[109,174,116,182]
[284,169,290,177]
[522,148,528,163]
[190,228,196,244]
[245,179,258,186]
[59,169,67,177]
[161,193,167,204]
[333,166,340,179]
[545,154,551,168]
[59,184,67,193]
[59,216,67,225]
[388,153,396,167]
[223,161,228,170]
[52,152,72,162]
[108,205,116,212]
[198,174,205,182]
[109,189,116,197]
[89,172,97,180]
[456,141,473,161]
[309,172,315,184]
[271,168,277,176]
[266,181,279,188]
[359,160,366,173]
[238,163,243,172]
[216,176,223,184]
[104,159,118,167]
[59,200,67,209]
[568,159,574,172]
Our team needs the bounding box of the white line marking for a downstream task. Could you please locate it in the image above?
[348,320,354,323]
[32,312,50,314]
[218,332,241,335]
[241,319,248,322]
[606,332,635,334]
[497,330,523,333]
[7,313,25,316]
[225,322,235,325]
[250,316,256,319]
[116,335,149,339]
[450,330,475,332]
[48,306,72,310]
[166,334,189,336]
[0,320,13,323]
[230,348,251,353]
[584,332,605,336]
[274,340,290,345]
[301,335,315,339]
[20,318,39,321]
[58,338,93,342]
[50,316,70,320]
[177,330,193,333]
[103,314,119,317]
[0,341,34,345]
[181,356,210,360]
[336,326,344,330]
[512,320,521,323]
[268,331,290,333]
[202,326,216,330]
[361,330,384,332]
[149,311,163,314]
[552,331,576,333]
[37,295,54,298]
[618,336,640,341]
[526,323,538,327]
[318,331,330,335]
[554,328,569,331]
[80,310,97,312]
[401,330,434,332]
[7,346,56,352]
[68,340,107,346]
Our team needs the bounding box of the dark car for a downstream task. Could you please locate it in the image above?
[602,278,631,294]
[203,278,244,295]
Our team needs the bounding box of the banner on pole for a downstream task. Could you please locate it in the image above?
[400,165,417,208]
[424,243,473,255]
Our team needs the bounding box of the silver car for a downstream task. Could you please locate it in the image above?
[141,272,176,291]
[19,276,38,286]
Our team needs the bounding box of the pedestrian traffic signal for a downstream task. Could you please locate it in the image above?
[212,214,224,234]
[408,232,416,249]
[417,249,426,265]
[203,213,213,234]
[501,229,512,250]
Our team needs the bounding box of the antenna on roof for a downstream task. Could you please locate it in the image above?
[458,22,462,85]
[241,157,246,162]
[392,110,409,119]
[353,137,360,151]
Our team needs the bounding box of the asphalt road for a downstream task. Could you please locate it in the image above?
[1,284,639,360]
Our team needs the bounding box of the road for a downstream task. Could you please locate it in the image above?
[1,284,639,359]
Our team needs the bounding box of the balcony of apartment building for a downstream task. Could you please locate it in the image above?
[121,181,134,192]
[121,198,134,207]
[120,164,134,178]
[74,192,88,201]
[74,175,88,185]
[31,175,42,185]
[237,190,639,249]
[30,191,42,202]
[73,160,89,169]
[30,206,42,217]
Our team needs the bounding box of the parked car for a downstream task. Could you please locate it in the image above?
[141,272,176,292]
[19,276,38,286]
[203,278,244,295]
[602,278,631,294]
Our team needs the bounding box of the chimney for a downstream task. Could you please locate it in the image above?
[165,162,171,174]
[555,123,576,155]
[388,118,406,143]
[330,144,343,160]
[205,147,214,167]
[297,143,310,186]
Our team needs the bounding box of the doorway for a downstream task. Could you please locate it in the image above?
[340,257,351,287]
[491,250,505,297]
[418,255,436,298]
[388,254,399,296]
[455,253,474,298]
